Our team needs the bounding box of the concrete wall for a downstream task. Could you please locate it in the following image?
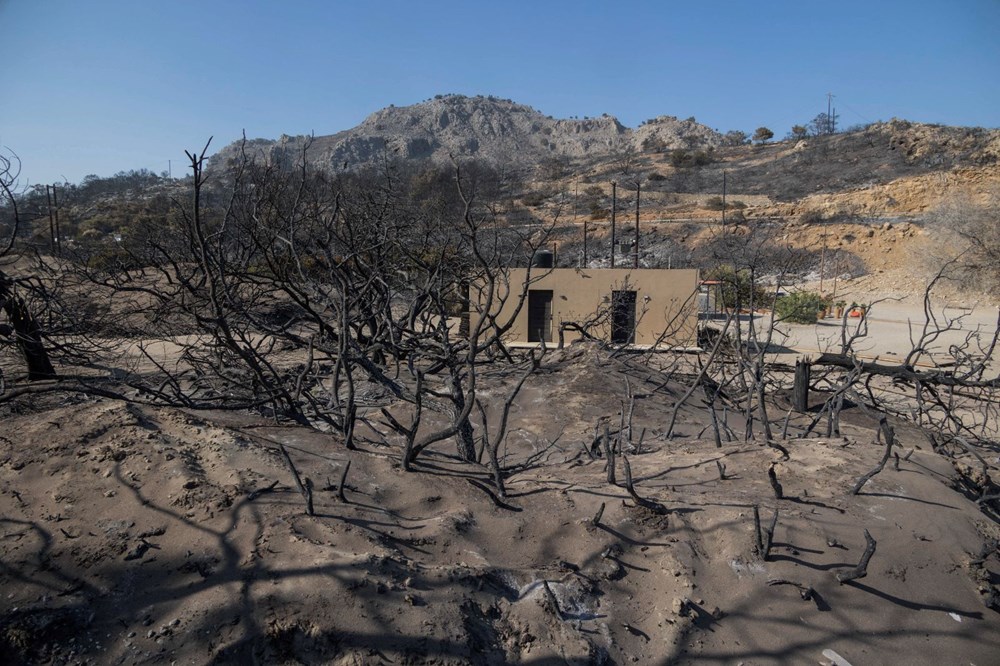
[473,268,700,348]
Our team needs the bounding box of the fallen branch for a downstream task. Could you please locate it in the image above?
[815,352,1000,389]
[466,478,522,512]
[767,441,790,461]
[836,529,877,584]
[767,578,814,601]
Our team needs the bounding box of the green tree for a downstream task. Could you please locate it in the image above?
[752,127,774,144]
[790,125,808,140]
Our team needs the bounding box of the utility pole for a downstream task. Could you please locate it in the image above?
[634,182,640,269]
[573,180,578,224]
[721,171,727,225]
[819,231,827,295]
[610,181,617,269]
[51,184,62,257]
[46,185,56,255]
[827,93,835,134]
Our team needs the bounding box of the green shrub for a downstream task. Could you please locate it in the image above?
[669,149,713,168]
[704,266,774,310]
[775,291,829,324]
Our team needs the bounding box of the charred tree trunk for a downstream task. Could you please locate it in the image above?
[793,359,810,412]
[0,276,56,380]
[451,369,477,462]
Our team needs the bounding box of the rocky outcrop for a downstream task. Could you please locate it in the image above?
[208,95,724,172]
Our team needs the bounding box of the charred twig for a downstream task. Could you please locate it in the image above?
[603,424,616,486]
[753,505,764,556]
[541,580,562,618]
[836,529,877,584]
[767,463,784,499]
[304,477,314,515]
[467,478,521,512]
[753,504,778,560]
[767,578,814,601]
[767,441,790,461]
[246,479,280,501]
[781,409,792,439]
[591,501,606,527]
[851,417,894,495]
[716,460,727,480]
[338,459,352,503]
[623,456,667,514]
[278,444,313,515]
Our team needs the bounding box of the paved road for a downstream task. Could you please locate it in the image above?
[771,301,999,369]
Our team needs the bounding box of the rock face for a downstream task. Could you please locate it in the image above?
[209,95,724,172]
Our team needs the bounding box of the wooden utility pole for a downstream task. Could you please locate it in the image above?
[573,181,577,223]
[827,93,835,134]
[610,181,617,269]
[721,170,727,225]
[583,218,588,267]
[45,185,56,255]
[634,182,640,268]
[819,232,827,294]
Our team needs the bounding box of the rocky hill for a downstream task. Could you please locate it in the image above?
[208,94,724,172]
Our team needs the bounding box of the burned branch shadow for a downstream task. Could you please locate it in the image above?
[859,492,960,510]
[844,580,984,619]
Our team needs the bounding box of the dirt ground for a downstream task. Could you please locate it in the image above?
[2,344,999,665]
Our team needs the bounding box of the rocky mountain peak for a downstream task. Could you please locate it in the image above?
[209,95,723,172]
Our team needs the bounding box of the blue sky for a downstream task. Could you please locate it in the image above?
[1,0,998,186]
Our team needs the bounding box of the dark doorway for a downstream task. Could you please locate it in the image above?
[527,290,553,343]
[611,290,637,344]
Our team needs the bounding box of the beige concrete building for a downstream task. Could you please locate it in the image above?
[472,268,700,348]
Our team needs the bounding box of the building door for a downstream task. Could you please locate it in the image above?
[527,290,553,343]
[611,290,637,344]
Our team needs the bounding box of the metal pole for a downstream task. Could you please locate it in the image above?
[634,182,640,268]
[610,181,617,269]
[51,184,62,257]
